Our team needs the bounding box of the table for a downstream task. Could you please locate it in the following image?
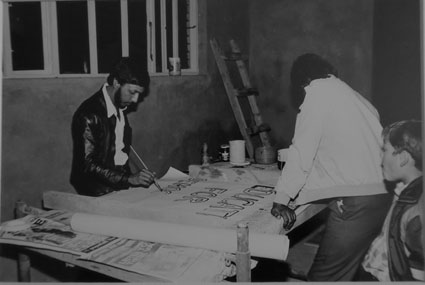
[14,164,327,282]
[13,201,174,282]
[15,201,207,283]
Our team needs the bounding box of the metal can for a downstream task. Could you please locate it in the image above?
[220,144,230,161]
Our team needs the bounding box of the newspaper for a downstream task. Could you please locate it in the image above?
[0,210,119,258]
[85,238,238,282]
[0,209,243,282]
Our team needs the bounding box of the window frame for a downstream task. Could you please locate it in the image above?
[2,0,199,78]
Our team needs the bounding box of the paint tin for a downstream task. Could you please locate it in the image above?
[220,144,230,161]
[168,57,181,76]
[255,146,276,164]
[229,140,246,164]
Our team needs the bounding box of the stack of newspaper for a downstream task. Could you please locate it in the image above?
[0,209,241,282]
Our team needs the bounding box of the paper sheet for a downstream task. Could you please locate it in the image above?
[160,166,189,181]
[188,164,281,186]
[93,176,278,230]
[99,167,188,203]
[70,212,290,260]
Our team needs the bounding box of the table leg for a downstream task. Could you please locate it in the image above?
[15,200,31,282]
[236,223,251,282]
[17,252,31,282]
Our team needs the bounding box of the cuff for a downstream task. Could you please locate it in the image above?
[121,173,130,187]
[274,190,292,206]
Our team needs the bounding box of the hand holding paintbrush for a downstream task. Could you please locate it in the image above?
[129,146,163,191]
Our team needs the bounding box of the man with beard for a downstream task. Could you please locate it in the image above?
[70,57,155,196]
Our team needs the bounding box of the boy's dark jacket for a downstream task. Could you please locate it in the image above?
[388,176,423,281]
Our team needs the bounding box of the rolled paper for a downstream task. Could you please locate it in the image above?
[70,212,289,261]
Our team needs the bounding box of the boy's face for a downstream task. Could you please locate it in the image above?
[381,140,402,181]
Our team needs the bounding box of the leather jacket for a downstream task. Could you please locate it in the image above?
[388,176,423,281]
[70,89,132,196]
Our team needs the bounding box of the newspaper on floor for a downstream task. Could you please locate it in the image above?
[0,209,253,282]
[85,238,241,282]
[0,210,119,258]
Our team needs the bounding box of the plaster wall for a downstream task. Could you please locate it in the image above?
[249,0,375,147]
[372,0,421,126]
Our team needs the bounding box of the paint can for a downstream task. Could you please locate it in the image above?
[168,57,181,76]
[229,140,246,164]
[255,146,276,164]
[219,144,230,161]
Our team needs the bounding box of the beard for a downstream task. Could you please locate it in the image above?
[114,88,127,109]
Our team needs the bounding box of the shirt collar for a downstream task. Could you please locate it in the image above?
[394,181,407,197]
[102,83,117,118]
[102,83,127,118]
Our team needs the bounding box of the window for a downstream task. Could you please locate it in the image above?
[3,0,198,77]
[57,1,90,74]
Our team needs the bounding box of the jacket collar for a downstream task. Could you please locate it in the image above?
[398,176,423,204]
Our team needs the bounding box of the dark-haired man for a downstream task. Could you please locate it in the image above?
[270,53,393,281]
[70,57,155,197]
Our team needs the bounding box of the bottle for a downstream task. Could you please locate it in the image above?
[202,143,210,166]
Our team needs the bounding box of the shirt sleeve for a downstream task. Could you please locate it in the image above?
[274,82,328,205]
[78,114,130,188]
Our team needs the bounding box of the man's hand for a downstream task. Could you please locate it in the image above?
[271,202,296,231]
[128,169,155,187]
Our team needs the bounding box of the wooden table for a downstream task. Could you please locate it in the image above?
[14,164,327,282]
[14,201,171,282]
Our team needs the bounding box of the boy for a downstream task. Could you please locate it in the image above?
[356,120,423,281]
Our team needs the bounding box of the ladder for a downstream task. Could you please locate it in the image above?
[210,38,272,159]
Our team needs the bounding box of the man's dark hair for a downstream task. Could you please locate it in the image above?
[383,120,422,171]
[290,53,338,109]
[107,57,150,90]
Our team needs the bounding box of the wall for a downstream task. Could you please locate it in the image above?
[372,0,421,126]
[0,0,250,281]
[249,0,375,147]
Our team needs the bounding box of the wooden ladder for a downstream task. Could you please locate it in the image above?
[210,38,272,159]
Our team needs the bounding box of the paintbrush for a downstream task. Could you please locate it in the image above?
[130,145,163,192]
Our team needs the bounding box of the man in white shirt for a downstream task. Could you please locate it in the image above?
[71,57,156,196]
[270,53,392,281]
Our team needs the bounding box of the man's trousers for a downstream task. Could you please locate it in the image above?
[307,193,392,281]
